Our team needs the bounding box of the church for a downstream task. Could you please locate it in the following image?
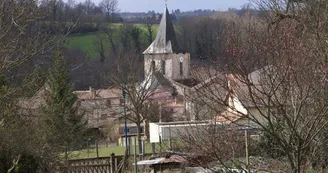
[140,5,200,121]
[143,6,190,83]
[140,5,232,121]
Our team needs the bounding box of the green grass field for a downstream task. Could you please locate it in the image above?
[68,141,175,159]
[65,32,104,60]
[64,24,159,60]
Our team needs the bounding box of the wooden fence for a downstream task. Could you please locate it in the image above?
[60,153,124,173]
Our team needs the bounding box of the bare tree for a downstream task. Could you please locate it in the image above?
[130,26,142,56]
[95,0,118,63]
[109,52,168,155]
[178,123,245,169]
[99,0,118,21]
[145,16,155,45]
[96,23,117,63]
[188,8,328,172]
[0,0,66,172]
[83,0,95,15]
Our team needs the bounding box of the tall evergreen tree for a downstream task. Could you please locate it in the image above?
[41,52,86,155]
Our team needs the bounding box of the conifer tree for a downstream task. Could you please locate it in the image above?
[41,52,86,154]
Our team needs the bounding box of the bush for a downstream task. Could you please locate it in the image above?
[255,123,286,159]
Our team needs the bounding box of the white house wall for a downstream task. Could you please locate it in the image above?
[149,122,208,143]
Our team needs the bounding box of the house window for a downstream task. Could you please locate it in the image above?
[180,62,183,75]
[107,99,111,106]
[151,60,155,72]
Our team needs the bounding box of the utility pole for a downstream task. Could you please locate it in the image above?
[122,86,129,154]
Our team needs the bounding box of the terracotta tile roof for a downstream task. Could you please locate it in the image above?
[149,89,185,108]
[215,111,244,124]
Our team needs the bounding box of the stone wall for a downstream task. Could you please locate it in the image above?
[79,98,122,128]
[144,53,190,81]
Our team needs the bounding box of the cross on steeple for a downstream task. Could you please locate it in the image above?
[165,0,168,7]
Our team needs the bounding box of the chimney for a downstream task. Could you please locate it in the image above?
[89,86,96,99]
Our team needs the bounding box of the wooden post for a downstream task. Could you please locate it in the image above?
[142,140,145,157]
[169,126,172,150]
[159,105,162,123]
[87,140,90,158]
[151,143,155,155]
[129,137,132,155]
[96,140,99,158]
[245,129,250,173]
[134,137,138,173]
[110,153,115,173]
[159,136,162,153]
[65,146,69,172]
[65,146,68,163]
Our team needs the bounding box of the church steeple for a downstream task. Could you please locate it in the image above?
[143,6,183,54]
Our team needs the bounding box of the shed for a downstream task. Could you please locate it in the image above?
[149,121,210,143]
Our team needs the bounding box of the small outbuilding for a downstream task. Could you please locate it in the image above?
[136,155,186,173]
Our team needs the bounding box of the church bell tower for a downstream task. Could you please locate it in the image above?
[143,6,190,81]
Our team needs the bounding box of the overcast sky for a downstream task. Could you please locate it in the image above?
[84,0,250,12]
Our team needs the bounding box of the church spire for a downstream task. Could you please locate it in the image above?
[143,6,183,54]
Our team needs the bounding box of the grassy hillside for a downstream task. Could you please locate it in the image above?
[64,24,159,60]
[65,32,103,60]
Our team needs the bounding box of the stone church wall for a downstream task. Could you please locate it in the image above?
[144,53,190,81]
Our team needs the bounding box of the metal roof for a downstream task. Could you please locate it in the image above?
[136,155,186,166]
[143,7,184,54]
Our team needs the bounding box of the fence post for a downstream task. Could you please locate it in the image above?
[110,153,115,173]
[151,143,155,155]
[96,140,99,158]
[142,140,145,157]
[134,137,138,173]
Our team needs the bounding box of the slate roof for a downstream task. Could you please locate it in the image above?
[143,7,184,54]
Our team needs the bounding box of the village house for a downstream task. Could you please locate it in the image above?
[74,86,123,129]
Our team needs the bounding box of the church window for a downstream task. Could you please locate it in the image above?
[180,62,183,75]
[151,60,155,72]
[161,60,166,75]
